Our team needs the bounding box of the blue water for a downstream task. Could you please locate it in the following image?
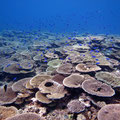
[0,0,120,34]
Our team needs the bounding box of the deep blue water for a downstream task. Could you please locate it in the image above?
[0,0,120,34]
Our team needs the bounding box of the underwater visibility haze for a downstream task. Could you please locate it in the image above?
[0,0,120,120]
[0,0,120,34]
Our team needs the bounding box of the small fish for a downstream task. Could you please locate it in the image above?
[35,38,38,40]
[6,56,10,59]
[96,62,100,65]
[6,64,11,67]
[93,47,98,49]
[106,58,110,60]
[88,42,91,45]
[59,58,62,60]
[72,38,76,40]
[92,56,96,58]
[79,44,82,46]
[112,44,114,47]
[68,37,71,39]
[95,50,99,53]
[109,48,112,50]
[90,50,94,52]
[68,57,71,60]
[18,65,22,69]
[28,65,31,67]
[13,77,17,81]
[96,59,99,61]
[4,84,7,92]
[93,38,96,40]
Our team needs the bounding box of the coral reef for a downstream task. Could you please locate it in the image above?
[0,31,120,120]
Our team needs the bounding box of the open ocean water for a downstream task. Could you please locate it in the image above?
[0,0,120,120]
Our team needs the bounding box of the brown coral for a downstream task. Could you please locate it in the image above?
[3,63,22,74]
[65,54,84,64]
[45,52,59,59]
[33,54,44,61]
[30,74,52,88]
[76,64,101,73]
[82,80,115,97]
[12,78,31,92]
[0,87,17,105]
[97,104,120,120]
[63,74,85,88]
[19,60,34,70]
[38,79,67,95]
[67,99,85,113]
[52,74,65,84]
[47,59,62,68]
[25,80,34,89]
[6,113,42,120]
[0,106,18,120]
[35,91,52,104]
[95,71,120,87]
[56,63,73,75]
[72,44,90,51]
[46,93,65,99]
[3,63,34,74]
